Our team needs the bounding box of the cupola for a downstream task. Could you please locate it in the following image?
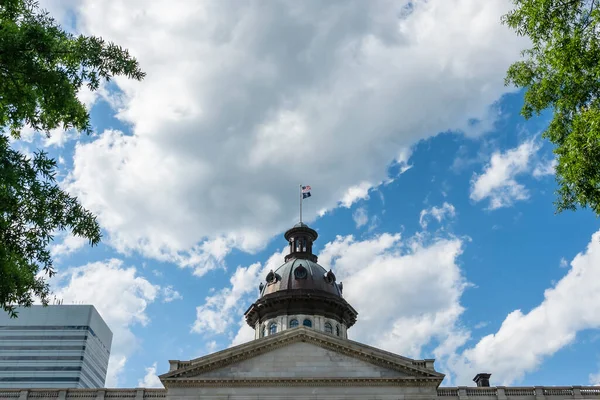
[244,222,358,340]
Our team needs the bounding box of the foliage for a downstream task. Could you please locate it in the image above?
[503,0,600,215]
[0,0,144,317]
[0,137,101,316]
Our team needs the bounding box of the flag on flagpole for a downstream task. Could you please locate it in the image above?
[302,185,311,199]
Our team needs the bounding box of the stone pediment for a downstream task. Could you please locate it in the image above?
[160,327,444,388]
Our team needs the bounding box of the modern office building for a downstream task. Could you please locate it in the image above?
[0,305,112,389]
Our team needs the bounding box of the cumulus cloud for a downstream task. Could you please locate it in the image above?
[319,232,468,359]
[52,259,159,387]
[450,229,600,385]
[419,202,456,229]
[137,362,164,388]
[59,0,524,267]
[470,140,540,209]
[191,248,287,336]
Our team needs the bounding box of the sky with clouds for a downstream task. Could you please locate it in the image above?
[11,0,600,389]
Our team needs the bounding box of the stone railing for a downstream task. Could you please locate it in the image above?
[1,387,599,400]
[437,387,600,399]
[0,389,166,400]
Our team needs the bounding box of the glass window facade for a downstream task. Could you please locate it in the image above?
[0,305,112,389]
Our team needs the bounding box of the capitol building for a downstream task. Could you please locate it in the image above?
[2,222,599,400]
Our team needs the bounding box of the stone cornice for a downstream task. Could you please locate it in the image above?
[245,289,358,327]
[160,327,444,384]
[162,377,442,388]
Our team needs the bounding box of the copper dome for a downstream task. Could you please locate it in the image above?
[260,259,342,298]
[244,222,357,328]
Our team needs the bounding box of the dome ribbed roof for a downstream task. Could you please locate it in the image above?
[260,259,342,298]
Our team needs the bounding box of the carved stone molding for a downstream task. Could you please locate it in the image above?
[162,377,442,388]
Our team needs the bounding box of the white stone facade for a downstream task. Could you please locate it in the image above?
[254,314,348,339]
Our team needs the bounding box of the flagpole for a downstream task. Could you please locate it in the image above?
[299,184,303,223]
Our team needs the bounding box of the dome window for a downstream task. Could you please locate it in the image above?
[303,319,312,328]
[289,319,299,328]
[336,325,340,336]
[266,270,280,285]
[324,322,333,334]
[294,265,308,279]
[269,323,277,335]
[261,326,266,338]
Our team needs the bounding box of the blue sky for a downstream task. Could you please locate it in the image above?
[14,0,600,389]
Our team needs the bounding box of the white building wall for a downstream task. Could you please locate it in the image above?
[0,305,112,389]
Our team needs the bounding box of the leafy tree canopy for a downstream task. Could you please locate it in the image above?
[0,0,144,317]
[503,0,600,215]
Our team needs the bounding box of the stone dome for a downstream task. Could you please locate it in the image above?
[244,222,358,331]
[260,259,342,298]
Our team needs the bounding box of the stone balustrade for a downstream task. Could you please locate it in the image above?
[437,386,600,399]
[0,389,166,400]
[0,387,599,400]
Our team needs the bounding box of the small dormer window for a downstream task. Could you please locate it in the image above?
[289,319,299,328]
[294,265,308,279]
[261,326,266,338]
[269,323,277,335]
[266,270,275,283]
[303,319,312,328]
[324,322,333,334]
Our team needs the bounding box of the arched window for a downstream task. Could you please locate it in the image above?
[324,322,333,334]
[336,325,340,336]
[261,326,266,338]
[289,319,299,328]
[269,323,277,335]
[303,319,312,328]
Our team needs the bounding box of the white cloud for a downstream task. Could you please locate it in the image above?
[450,229,600,385]
[590,369,600,386]
[192,248,287,336]
[560,257,569,268]
[52,259,159,387]
[230,317,257,347]
[395,147,414,175]
[137,362,163,388]
[352,207,369,228]
[319,232,468,359]
[470,140,540,209]
[340,181,375,208]
[61,0,524,264]
[419,202,456,229]
[532,158,557,178]
[50,233,88,258]
[161,286,183,302]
